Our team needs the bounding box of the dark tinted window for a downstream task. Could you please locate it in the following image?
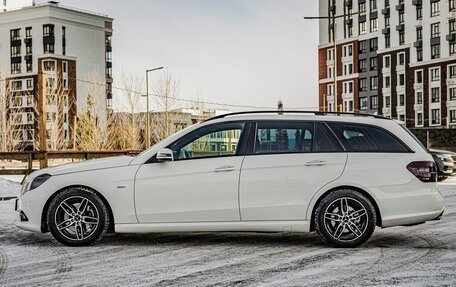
[255,122,313,154]
[328,122,409,152]
[313,123,342,152]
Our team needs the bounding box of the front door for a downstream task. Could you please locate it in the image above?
[134,122,248,223]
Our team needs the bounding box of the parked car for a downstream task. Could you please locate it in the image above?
[429,149,455,181]
[15,111,444,248]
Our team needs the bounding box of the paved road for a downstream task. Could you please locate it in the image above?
[0,180,455,286]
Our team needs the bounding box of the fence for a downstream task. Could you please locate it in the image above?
[410,128,456,152]
[0,151,141,176]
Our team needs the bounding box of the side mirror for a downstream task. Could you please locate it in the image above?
[156,148,174,162]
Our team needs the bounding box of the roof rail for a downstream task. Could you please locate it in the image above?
[203,110,389,122]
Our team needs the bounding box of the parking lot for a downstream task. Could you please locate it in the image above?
[1,177,456,287]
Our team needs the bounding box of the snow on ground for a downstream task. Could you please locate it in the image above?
[0,177,21,198]
[0,181,456,286]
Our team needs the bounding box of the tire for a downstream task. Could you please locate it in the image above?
[314,189,376,248]
[47,187,110,246]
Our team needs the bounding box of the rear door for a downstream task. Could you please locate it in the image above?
[239,121,347,221]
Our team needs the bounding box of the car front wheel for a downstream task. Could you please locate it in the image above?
[314,189,377,248]
[47,187,109,246]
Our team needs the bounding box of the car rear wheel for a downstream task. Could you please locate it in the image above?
[47,187,109,246]
[314,189,376,248]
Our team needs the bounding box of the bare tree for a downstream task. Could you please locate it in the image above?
[151,71,180,143]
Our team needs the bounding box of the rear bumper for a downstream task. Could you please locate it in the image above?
[367,182,445,228]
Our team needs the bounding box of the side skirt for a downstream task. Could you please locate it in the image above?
[115,220,311,234]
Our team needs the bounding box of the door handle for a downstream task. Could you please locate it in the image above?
[305,160,326,166]
[213,165,235,172]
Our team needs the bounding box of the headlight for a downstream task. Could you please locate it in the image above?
[28,174,52,192]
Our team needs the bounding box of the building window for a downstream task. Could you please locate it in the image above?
[417,27,423,41]
[369,0,377,12]
[359,78,367,91]
[384,76,390,88]
[26,79,33,90]
[369,38,378,51]
[417,49,423,62]
[416,91,423,104]
[11,46,21,57]
[370,96,378,109]
[62,61,68,73]
[450,20,456,33]
[399,74,405,86]
[360,97,368,110]
[398,53,405,65]
[431,1,440,17]
[359,21,366,35]
[385,16,390,27]
[370,18,378,32]
[343,44,353,57]
[370,57,377,71]
[431,68,440,81]
[370,76,378,90]
[449,65,456,78]
[62,26,66,55]
[451,0,456,11]
[417,113,423,126]
[431,87,440,102]
[451,43,456,56]
[343,81,353,94]
[11,63,21,74]
[399,12,404,24]
[11,80,22,91]
[359,59,367,72]
[449,88,456,101]
[10,29,20,41]
[328,66,333,78]
[359,2,366,14]
[450,110,456,123]
[44,43,54,54]
[431,109,440,125]
[43,24,54,37]
[26,61,32,73]
[431,23,440,38]
[327,48,333,61]
[399,94,405,106]
[399,31,405,45]
[416,70,423,83]
[359,40,367,53]
[385,35,390,48]
[385,96,391,108]
[384,55,390,68]
[25,27,32,38]
[416,6,422,19]
[431,44,440,59]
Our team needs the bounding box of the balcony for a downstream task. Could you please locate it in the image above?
[11,56,22,64]
[24,55,32,61]
[412,0,422,6]
[344,0,352,7]
[396,3,404,11]
[447,33,456,42]
[24,38,32,45]
[106,44,112,52]
[106,61,112,68]
[413,40,422,48]
[344,18,353,26]
[11,39,21,47]
[329,5,336,13]
[396,24,404,31]
[382,27,390,35]
[381,7,390,15]
[43,35,55,45]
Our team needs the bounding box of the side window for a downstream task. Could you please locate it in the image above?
[328,122,409,152]
[313,123,342,152]
[170,123,245,160]
[255,122,313,154]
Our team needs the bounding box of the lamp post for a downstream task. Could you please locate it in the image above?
[304,10,360,112]
[145,66,164,148]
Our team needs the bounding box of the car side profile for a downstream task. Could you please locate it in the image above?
[16,111,444,247]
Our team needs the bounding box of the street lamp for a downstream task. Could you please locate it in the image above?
[145,66,164,148]
[304,11,360,112]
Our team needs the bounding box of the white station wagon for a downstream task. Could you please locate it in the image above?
[16,111,444,247]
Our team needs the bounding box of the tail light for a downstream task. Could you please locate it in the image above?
[407,161,437,182]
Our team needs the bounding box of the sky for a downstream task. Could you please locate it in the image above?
[38,0,319,111]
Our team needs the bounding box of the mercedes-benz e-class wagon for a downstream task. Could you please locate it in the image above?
[16,111,444,247]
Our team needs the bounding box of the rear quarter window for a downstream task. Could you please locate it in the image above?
[327,122,410,153]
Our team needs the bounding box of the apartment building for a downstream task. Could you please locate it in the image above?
[0,1,113,149]
[318,0,456,128]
